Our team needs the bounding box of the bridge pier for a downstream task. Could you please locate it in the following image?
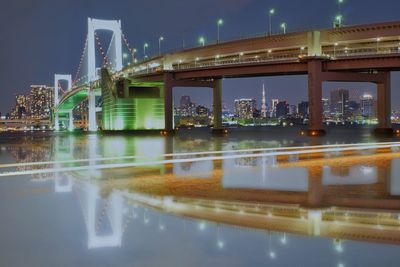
[162,73,224,134]
[375,72,393,135]
[88,87,97,132]
[54,113,60,131]
[212,79,224,134]
[307,58,393,136]
[307,59,325,136]
[68,110,74,131]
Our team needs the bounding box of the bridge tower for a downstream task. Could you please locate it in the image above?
[87,18,123,131]
[87,18,123,82]
[54,74,72,131]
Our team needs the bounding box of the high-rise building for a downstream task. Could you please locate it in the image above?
[322,98,330,119]
[196,105,210,117]
[261,83,268,118]
[360,94,376,118]
[298,101,309,118]
[276,101,289,118]
[234,99,257,119]
[180,95,191,108]
[176,95,196,117]
[289,105,297,116]
[270,99,279,118]
[330,89,349,120]
[28,85,54,119]
[12,94,28,119]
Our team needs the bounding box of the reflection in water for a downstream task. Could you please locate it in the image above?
[1,131,400,266]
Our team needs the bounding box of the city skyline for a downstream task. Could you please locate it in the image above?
[173,77,381,111]
[2,0,400,113]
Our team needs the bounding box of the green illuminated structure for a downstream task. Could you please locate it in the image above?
[101,69,165,130]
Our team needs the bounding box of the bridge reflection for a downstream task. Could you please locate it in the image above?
[4,135,396,249]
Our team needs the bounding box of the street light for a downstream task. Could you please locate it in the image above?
[143,43,149,59]
[199,36,205,47]
[338,0,344,15]
[158,36,164,55]
[217,19,223,43]
[132,48,137,62]
[269,8,275,35]
[280,22,286,34]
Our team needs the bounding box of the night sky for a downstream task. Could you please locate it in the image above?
[1,0,400,113]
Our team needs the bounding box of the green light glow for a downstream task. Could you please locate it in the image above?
[102,79,165,131]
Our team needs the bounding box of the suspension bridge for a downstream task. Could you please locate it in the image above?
[54,18,400,135]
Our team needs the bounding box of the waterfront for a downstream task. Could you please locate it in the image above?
[1,127,400,266]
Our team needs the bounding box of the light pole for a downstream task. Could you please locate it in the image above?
[338,0,344,15]
[269,8,275,35]
[143,43,149,59]
[199,36,205,47]
[158,36,164,55]
[217,19,223,43]
[132,48,137,62]
[280,22,286,34]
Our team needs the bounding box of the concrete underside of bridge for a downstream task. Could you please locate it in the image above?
[57,88,89,111]
[101,69,165,131]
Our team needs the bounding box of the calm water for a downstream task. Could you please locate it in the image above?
[1,126,400,267]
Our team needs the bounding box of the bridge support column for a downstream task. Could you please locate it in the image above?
[88,87,97,132]
[54,113,60,131]
[68,110,74,132]
[163,73,174,132]
[307,59,325,136]
[375,72,393,135]
[212,79,224,134]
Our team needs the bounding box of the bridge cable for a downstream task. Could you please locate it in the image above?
[121,31,135,60]
[73,34,89,86]
[94,31,111,68]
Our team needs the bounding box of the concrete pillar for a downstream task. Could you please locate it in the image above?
[213,79,223,131]
[54,113,60,131]
[307,60,325,136]
[88,87,97,132]
[164,73,174,132]
[68,110,74,131]
[376,72,393,133]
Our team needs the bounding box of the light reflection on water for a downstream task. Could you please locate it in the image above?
[1,128,400,266]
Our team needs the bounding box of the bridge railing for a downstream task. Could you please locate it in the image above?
[119,42,400,77]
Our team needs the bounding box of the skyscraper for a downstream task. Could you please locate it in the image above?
[322,98,330,119]
[180,95,191,108]
[330,89,349,120]
[270,99,279,118]
[298,101,309,118]
[234,99,257,119]
[360,94,376,118]
[276,101,289,118]
[28,85,54,119]
[261,83,268,118]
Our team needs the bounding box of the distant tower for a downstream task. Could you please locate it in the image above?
[261,83,268,118]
